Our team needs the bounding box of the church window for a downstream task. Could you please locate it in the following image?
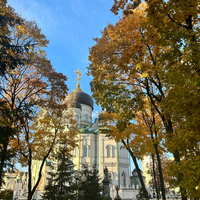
[85,115,88,122]
[83,146,87,157]
[122,172,126,187]
[107,145,111,158]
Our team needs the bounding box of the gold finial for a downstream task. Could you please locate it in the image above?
[75,69,83,88]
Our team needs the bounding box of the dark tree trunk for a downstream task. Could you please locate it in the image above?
[0,143,8,189]
[122,140,149,200]
[27,149,32,200]
[152,154,159,200]
[147,113,166,200]
[27,137,55,200]
[154,144,166,200]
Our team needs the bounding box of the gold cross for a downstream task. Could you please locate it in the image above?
[75,69,83,88]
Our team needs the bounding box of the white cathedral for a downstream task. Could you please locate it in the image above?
[2,70,142,200]
[65,69,130,187]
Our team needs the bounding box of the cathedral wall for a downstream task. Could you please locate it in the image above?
[117,143,130,187]
[118,166,130,187]
[73,132,98,170]
[98,135,131,187]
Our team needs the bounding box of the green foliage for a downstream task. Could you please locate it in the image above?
[42,144,76,200]
[0,189,13,200]
[78,164,103,200]
[102,197,110,200]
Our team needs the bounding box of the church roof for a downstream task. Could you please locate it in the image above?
[79,128,99,134]
[65,87,94,110]
[65,69,94,110]
[68,100,82,110]
[80,128,89,132]
[90,129,99,134]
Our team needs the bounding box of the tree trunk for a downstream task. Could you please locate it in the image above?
[122,140,149,200]
[154,145,166,200]
[152,154,159,200]
[27,143,54,200]
[148,113,166,200]
[28,148,32,200]
[0,143,7,189]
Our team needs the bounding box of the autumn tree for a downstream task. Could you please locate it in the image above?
[0,189,13,200]
[0,0,33,75]
[0,102,16,186]
[88,3,200,200]
[140,106,166,200]
[0,0,32,184]
[16,105,78,200]
[88,4,166,200]
[111,0,200,74]
[0,55,78,199]
[0,3,78,199]
[99,107,166,200]
[0,11,49,188]
[111,2,200,198]
[99,112,150,200]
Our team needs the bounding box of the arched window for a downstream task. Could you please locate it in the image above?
[83,146,87,157]
[84,114,88,122]
[122,172,126,187]
[107,146,111,158]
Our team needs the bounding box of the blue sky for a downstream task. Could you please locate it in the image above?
[7,0,119,119]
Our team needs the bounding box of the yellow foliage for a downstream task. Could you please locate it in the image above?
[88,0,200,197]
